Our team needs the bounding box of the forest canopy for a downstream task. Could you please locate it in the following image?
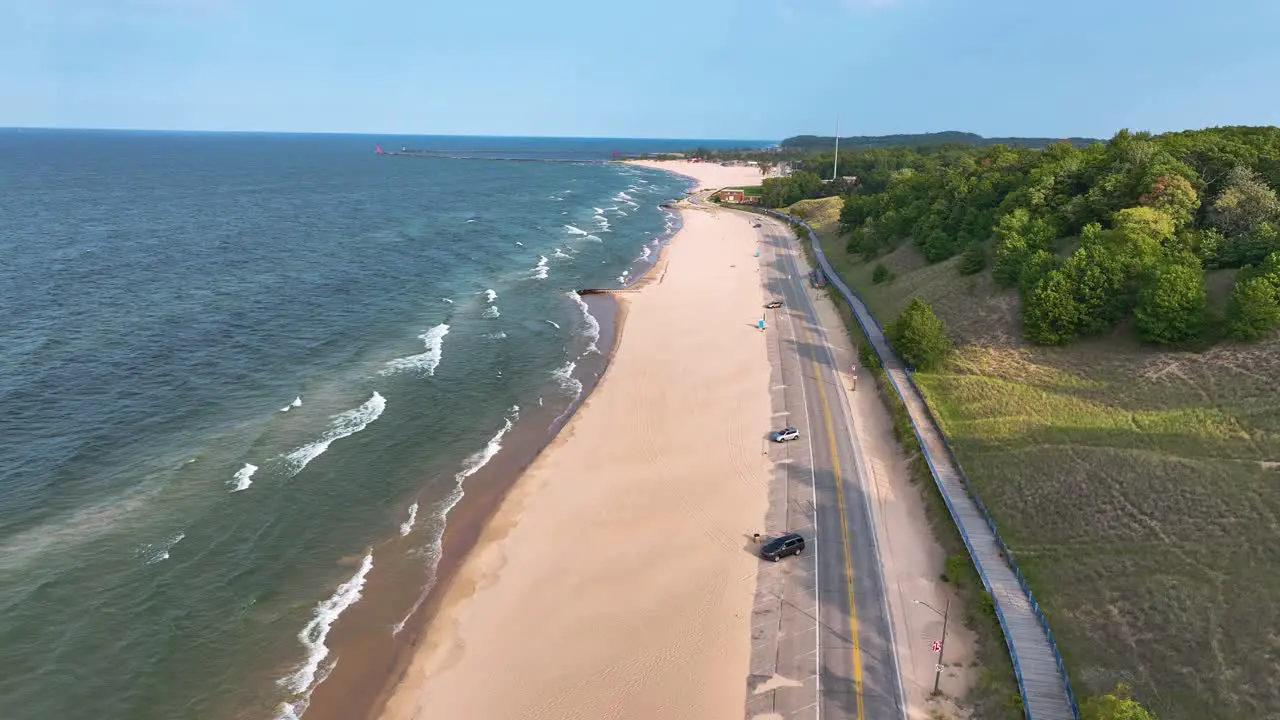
[764,126,1280,347]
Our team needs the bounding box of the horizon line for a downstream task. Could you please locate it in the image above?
[0,125,779,144]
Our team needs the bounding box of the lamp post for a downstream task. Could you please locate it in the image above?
[915,596,951,695]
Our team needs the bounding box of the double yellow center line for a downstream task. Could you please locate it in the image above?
[788,250,865,720]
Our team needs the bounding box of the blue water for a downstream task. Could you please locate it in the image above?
[0,130,769,720]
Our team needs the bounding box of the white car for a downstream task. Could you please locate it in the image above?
[771,426,800,442]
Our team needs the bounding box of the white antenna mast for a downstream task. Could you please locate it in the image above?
[832,112,840,181]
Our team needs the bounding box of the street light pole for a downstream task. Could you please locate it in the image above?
[915,596,952,695]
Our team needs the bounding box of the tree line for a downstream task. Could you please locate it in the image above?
[824,126,1280,347]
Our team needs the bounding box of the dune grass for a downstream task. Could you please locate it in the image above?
[807,211,1280,720]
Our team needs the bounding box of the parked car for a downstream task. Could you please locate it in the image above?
[764,300,784,309]
[770,426,799,442]
[753,222,762,228]
[761,532,805,561]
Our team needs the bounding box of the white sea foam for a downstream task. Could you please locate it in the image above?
[552,363,584,425]
[282,392,386,476]
[544,319,561,329]
[465,218,476,223]
[482,305,501,319]
[515,241,523,246]
[278,552,374,704]
[552,247,572,259]
[485,331,508,339]
[231,463,258,492]
[392,405,521,635]
[616,210,628,216]
[584,234,603,242]
[382,323,450,376]
[456,405,518,483]
[564,224,589,236]
[280,396,302,412]
[441,298,453,304]
[140,531,186,565]
[593,207,605,214]
[614,191,633,201]
[484,289,497,303]
[567,291,601,354]
[638,246,652,262]
[399,502,418,537]
[531,255,549,279]
[594,215,611,232]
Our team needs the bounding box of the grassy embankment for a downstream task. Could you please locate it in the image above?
[782,198,1023,720]
[791,197,1280,720]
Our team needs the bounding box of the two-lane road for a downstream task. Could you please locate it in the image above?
[752,210,906,720]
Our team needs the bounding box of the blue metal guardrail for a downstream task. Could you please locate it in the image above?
[765,209,1080,720]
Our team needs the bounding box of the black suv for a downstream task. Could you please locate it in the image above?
[761,532,805,562]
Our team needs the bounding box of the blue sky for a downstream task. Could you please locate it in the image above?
[4,0,1278,139]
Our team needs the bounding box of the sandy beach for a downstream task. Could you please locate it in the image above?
[377,161,772,720]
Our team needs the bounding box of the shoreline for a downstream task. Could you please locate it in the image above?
[371,161,768,717]
[297,192,685,720]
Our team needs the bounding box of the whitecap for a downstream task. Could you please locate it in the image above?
[484,289,497,303]
[567,291,600,354]
[282,393,386,476]
[485,331,508,339]
[564,224,589,236]
[391,406,522,635]
[584,234,603,242]
[531,255,549,279]
[399,503,418,537]
[441,298,453,304]
[139,531,186,565]
[515,241,523,246]
[278,552,374,705]
[544,319,561,329]
[280,396,302,412]
[230,463,258,492]
[552,248,572,260]
[382,324,450,376]
[482,305,501,319]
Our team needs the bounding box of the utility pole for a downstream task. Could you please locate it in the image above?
[832,112,840,182]
[916,597,952,695]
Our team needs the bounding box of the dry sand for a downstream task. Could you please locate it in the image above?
[626,159,762,193]
[377,161,774,720]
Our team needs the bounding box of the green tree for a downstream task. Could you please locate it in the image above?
[1081,683,1157,720]
[1137,174,1199,229]
[1133,261,1207,344]
[871,263,892,284]
[887,298,952,370]
[1023,268,1082,344]
[1225,275,1280,341]
[959,242,986,275]
[1208,165,1280,238]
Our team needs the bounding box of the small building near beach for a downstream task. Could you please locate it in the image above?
[720,188,745,203]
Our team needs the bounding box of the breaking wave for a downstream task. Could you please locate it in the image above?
[567,291,600,354]
[531,255,549,279]
[276,552,374,717]
[230,463,257,492]
[399,502,418,537]
[382,323,450,376]
[279,396,302,413]
[391,405,521,635]
[282,392,386,476]
[564,224,589,236]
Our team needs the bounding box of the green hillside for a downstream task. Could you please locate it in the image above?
[781,131,1101,151]
[809,199,1280,720]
